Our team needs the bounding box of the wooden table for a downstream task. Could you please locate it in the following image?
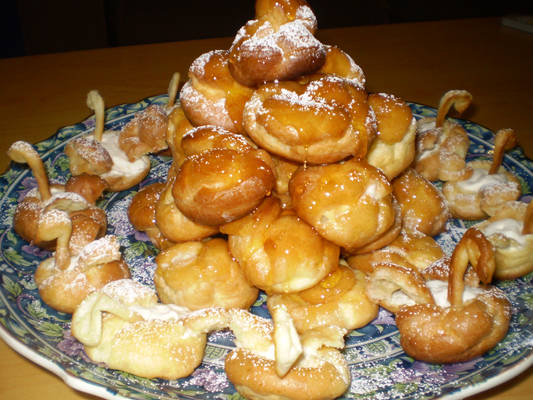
[0,17,532,399]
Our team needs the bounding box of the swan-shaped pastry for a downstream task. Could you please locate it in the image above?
[8,141,107,251]
[442,128,521,219]
[476,200,533,279]
[414,90,472,182]
[393,228,511,363]
[34,208,129,313]
[65,90,150,191]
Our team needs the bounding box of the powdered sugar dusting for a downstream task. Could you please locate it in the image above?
[295,5,317,31]
[234,19,322,61]
[180,81,229,120]
[77,235,121,266]
[101,278,156,305]
[189,50,226,77]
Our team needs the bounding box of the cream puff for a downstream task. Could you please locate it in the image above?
[289,157,399,254]
[228,0,326,86]
[180,50,254,134]
[243,74,377,164]
[366,92,417,180]
[220,196,339,294]
[154,238,258,310]
[267,261,378,333]
[392,168,450,237]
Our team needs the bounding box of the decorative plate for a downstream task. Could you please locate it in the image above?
[0,95,532,400]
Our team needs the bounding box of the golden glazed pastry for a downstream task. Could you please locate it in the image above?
[442,128,521,220]
[365,262,435,314]
[347,230,446,276]
[317,44,366,87]
[119,72,180,161]
[180,50,254,134]
[154,238,258,310]
[476,200,533,279]
[220,196,339,294]
[34,209,129,313]
[8,141,107,251]
[392,168,450,237]
[154,175,218,243]
[289,157,399,254]
[225,307,351,400]
[128,182,175,250]
[267,261,378,333]
[228,0,326,86]
[118,104,169,161]
[63,173,108,204]
[243,74,377,164]
[71,279,230,379]
[390,228,511,363]
[181,124,298,208]
[414,90,473,182]
[166,104,195,167]
[270,153,301,209]
[180,124,257,157]
[65,90,150,191]
[366,92,417,180]
[173,127,275,226]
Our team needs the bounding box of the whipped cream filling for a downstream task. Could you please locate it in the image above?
[390,279,484,308]
[129,303,191,321]
[480,218,528,246]
[456,168,507,193]
[98,131,149,178]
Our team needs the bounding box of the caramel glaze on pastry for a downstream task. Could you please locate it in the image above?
[366,92,416,180]
[317,44,366,87]
[180,50,254,134]
[267,261,378,333]
[128,182,176,250]
[220,196,339,294]
[289,157,399,254]
[154,175,218,243]
[154,238,258,310]
[395,228,511,363]
[173,127,275,226]
[270,153,301,209]
[64,173,108,204]
[166,104,195,167]
[243,74,377,164]
[228,0,326,87]
[392,168,450,237]
[180,124,256,157]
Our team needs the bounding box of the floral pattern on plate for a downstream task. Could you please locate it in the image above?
[0,95,532,400]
